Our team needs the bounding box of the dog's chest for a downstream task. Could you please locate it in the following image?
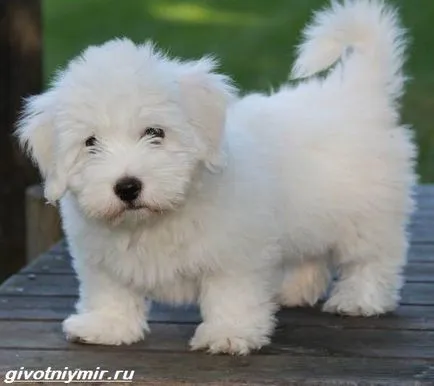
[101,224,211,303]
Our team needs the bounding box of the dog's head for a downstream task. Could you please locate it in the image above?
[17,39,236,223]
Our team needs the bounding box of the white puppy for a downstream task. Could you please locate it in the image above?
[17,0,415,355]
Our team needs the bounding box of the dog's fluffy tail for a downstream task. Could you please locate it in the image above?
[291,0,407,100]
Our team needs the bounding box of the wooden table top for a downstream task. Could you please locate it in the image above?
[1,186,434,385]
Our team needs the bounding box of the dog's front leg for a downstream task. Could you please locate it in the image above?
[63,262,148,345]
[190,272,277,355]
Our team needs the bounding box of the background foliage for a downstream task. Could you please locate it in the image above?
[44,0,434,181]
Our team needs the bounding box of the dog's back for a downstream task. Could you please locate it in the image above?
[227,0,416,315]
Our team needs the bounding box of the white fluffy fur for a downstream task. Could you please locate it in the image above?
[17,0,416,355]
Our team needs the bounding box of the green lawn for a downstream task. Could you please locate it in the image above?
[43,0,434,182]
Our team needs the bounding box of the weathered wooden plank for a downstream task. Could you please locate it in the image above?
[21,252,72,274]
[416,185,434,206]
[410,224,434,243]
[0,350,432,386]
[0,296,200,323]
[402,283,434,305]
[275,305,434,330]
[272,325,434,359]
[0,320,434,360]
[0,294,76,311]
[414,202,434,212]
[1,295,434,331]
[0,296,75,320]
[417,185,434,194]
[409,244,434,263]
[405,263,434,282]
[408,209,434,243]
[0,273,78,296]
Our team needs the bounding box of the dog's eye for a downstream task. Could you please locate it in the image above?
[143,127,165,141]
[85,136,97,147]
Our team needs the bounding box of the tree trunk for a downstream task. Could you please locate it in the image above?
[0,0,42,282]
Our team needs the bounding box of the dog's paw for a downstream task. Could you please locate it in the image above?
[278,261,330,308]
[323,286,397,316]
[63,312,148,345]
[189,322,269,355]
[279,282,325,308]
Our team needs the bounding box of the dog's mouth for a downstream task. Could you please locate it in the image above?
[125,202,164,214]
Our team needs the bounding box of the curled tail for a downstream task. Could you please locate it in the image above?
[291,0,407,100]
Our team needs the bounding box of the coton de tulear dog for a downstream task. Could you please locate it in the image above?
[17,0,416,354]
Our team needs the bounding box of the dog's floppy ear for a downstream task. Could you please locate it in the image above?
[178,57,237,170]
[16,90,67,203]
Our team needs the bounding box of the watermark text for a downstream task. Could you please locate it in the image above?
[4,367,135,383]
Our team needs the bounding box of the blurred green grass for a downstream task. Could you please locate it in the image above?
[43,0,434,182]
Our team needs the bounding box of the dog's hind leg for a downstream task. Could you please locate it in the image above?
[278,257,331,308]
[323,220,408,316]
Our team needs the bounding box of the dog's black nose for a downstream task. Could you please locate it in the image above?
[114,177,142,202]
